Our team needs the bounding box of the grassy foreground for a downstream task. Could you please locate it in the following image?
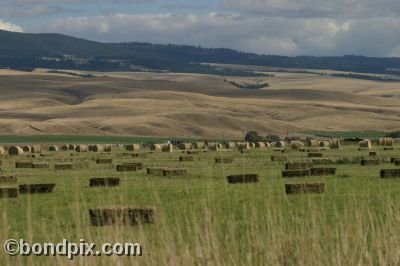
[1,144,400,265]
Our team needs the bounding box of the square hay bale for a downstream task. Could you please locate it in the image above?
[55,163,74,170]
[0,187,18,198]
[90,178,120,187]
[19,184,56,194]
[0,175,17,183]
[123,162,143,170]
[384,147,394,151]
[215,157,234,164]
[361,159,381,166]
[391,157,400,163]
[381,169,400,178]
[227,174,259,184]
[285,162,314,170]
[282,169,311,178]
[308,153,323,158]
[285,183,325,194]
[32,163,50,169]
[162,168,188,176]
[89,206,155,226]
[15,162,33,168]
[310,168,336,176]
[394,160,400,166]
[369,152,377,156]
[116,165,138,172]
[96,159,113,164]
[179,156,194,162]
[271,155,288,162]
[147,167,168,176]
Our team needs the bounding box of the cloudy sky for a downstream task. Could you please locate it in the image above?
[0,0,399,57]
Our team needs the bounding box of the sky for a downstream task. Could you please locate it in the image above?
[0,0,399,57]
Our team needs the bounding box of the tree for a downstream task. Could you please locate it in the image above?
[245,131,264,142]
[265,134,280,142]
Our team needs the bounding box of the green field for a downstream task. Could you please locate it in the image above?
[1,144,400,265]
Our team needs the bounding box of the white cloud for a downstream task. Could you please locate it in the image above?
[0,19,23,32]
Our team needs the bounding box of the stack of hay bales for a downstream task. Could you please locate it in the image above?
[49,145,59,152]
[208,142,223,151]
[76,145,89,152]
[126,144,141,152]
[177,143,192,150]
[378,138,394,146]
[255,142,266,148]
[8,146,24,156]
[225,142,237,149]
[274,141,286,148]
[193,142,206,149]
[0,146,5,156]
[162,144,173,153]
[329,139,341,149]
[31,145,41,154]
[238,142,250,151]
[318,141,330,147]
[306,139,319,147]
[290,141,304,150]
[150,144,162,152]
[22,146,31,152]
[92,144,104,152]
[359,139,372,149]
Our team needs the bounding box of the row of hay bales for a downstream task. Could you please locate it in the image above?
[150,143,173,152]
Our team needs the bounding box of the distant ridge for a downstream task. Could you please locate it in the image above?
[0,29,399,74]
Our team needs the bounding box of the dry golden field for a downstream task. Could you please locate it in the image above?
[0,69,399,138]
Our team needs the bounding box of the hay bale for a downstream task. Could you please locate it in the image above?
[306,139,319,147]
[76,145,88,152]
[282,169,311,178]
[193,142,206,149]
[225,142,237,149]
[117,164,138,172]
[290,141,304,150]
[49,145,59,152]
[369,151,378,156]
[208,142,222,151]
[61,145,69,151]
[8,146,24,156]
[238,142,250,151]
[329,139,341,149]
[96,159,113,164]
[147,167,167,176]
[0,175,17,183]
[150,144,162,151]
[126,144,141,152]
[178,143,192,150]
[90,177,120,187]
[32,163,49,169]
[162,144,173,153]
[0,146,5,156]
[104,144,112,152]
[162,168,187,176]
[89,206,155,226]
[19,184,55,194]
[359,139,372,149]
[249,143,256,148]
[285,183,325,194]
[92,144,104,152]
[0,188,18,198]
[15,162,33,168]
[378,138,394,146]
[68,144,76,150]
[391,157,400,163]
[30,145,41,153]
[381,169,400,178]
[271,155,288,162]
[255,142,266,148]
[55,163,74,170]
[179,156,194,162]
[285,162,314,170]
[394,160,400,166]
[227,174,259,184]
[215,157,234,164]
[275,141,286,148]
[22,146,31,152]
[310,168,336,176]
[123,162,143,170]
[308,152,323,158]
[384,147,394,151]
[318,141,330,147]
[361,159,380,166]
[264,142,271,147]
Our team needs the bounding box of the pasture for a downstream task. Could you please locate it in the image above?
[1,141,400,265]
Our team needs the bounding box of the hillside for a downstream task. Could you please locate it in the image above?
[0,30,400,74]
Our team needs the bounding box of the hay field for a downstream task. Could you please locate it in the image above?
[1,143,400,265]
[0,69,400,138]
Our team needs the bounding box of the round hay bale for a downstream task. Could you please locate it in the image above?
[0,146,5,156]
[318,141,330,147]
[61,145,69,151]
[306,139,319,147]
[31,145,41,154]
[162,143,173,153]
[126,144,141,152]
[104,144,112,152]
[238,142,250,151]
[76,145,89,152]
[249,143,256,148]
[329,139,341,149]
[8,146,24,156]
[92,144,104,152]
[264,142,271,147]
[22,146,32,152]
[193,142,206,149]
[150,144,162,151]
[290,141,304,150]
[49,145,59,152]
[275,141,286,148]
[208,142,222,151]
[255,142,266,148]
[177,143,192,150]
[359,139,372,149]
[68,144,76,150]
[225,142,237,149]
[378,138,393,146]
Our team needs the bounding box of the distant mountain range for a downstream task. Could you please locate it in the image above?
[1,29,399,75]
